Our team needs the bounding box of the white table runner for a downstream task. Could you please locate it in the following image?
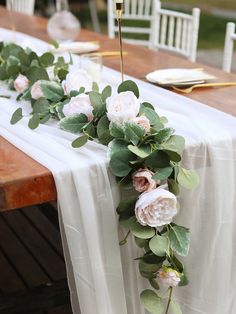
[0,29,236,314]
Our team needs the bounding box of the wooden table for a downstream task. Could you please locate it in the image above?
[1,6,236,211]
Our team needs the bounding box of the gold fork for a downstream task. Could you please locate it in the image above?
[172,82,236,94]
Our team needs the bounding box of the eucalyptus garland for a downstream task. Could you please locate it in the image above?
[0,41,199,314]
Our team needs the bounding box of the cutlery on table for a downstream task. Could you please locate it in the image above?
[85,51,128,57]
[172,82,236,94]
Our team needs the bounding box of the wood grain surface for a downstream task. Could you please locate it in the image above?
[1,6,236,210]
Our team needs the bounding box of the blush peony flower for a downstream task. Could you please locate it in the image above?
[31,80,44,100]
[14,74,29,93]
[132,169,156,193]
[62,68,93,95]
[63,94,94,121]
[158,267,181,287]
[106,91,140,124]
[132,116,150,134]
[135,187,177,227]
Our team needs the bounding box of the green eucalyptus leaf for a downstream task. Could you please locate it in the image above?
[28,113,40,129]
[145,150,170,169]
[107,139,128,158]
[26,66,49,83]
[92,81,99,92]
[40,80,64,102]
[124,122,145,145]
[109,149,135,177]
[149,235,169,257]
[109,122,124,139]
[7,56,19,66]
[152,167,173,181]
[28,51,39,63]
[168,179,180,196]
[117,196,137,217]
[170,300,182,314]
[128,144,151,158]
[33,98,50,114]
[0,66,8,80]
[168,225,190,257]
[139,260,162,275]
[97,115,113,145]
[177,167,199,189]
[40,113,51,124]
[10,108,23,124]
[7,65,20,77]
[101,85,112,102]
[72,134,88,148]
[128,217,155,239]
[167,254,184,273]
[161,135,185,156]
[58,68,69,81]
[89,91,105,118]
[143,254,166,265]
[139,105,162,128]
[18,50,31,66]
[135,237,148,248]
[118,80,139,98]
[140,289,164,314]
[179,271,189,286]
[20,87,32,101]
[149,279,160,290]
[154,128,174,143]
[59,113,88,133]
[141,102,155,110]
[40,52,54,67]
[85,123,96,138]
[30,59,40,68]
[162,149,181,162]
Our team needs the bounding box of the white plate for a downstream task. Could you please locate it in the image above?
[50,41,100,54]
[146,68,216,86]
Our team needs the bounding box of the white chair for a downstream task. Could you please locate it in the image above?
[151,2,200,62]
[223,22,236,73]
[7,0,35,16]
[108,0,156,46]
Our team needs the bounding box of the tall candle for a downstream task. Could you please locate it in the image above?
[114,0,123,19]
[114,0,124,82]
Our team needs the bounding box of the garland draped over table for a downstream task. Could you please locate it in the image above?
[0,41,199,314]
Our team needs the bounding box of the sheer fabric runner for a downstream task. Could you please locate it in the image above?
[0,29,236,314]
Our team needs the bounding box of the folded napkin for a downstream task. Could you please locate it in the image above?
[146,68,216,85]
[50,41,100,54]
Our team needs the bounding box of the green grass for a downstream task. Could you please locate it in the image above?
[164,0,236,11]
[75,8,236,49]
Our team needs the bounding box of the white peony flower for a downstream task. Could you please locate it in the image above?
[135,187,177,227]
[63,93,94,121]
[106,91,140,124]
[14,74,29,93]
[31,80,44,100]
[132,115,150,134]
[158,267,181,287]
[132,169,156,193]
[62,67,93,95]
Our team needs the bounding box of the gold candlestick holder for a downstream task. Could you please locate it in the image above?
[8,0,16,42]
[115,1,124,82]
